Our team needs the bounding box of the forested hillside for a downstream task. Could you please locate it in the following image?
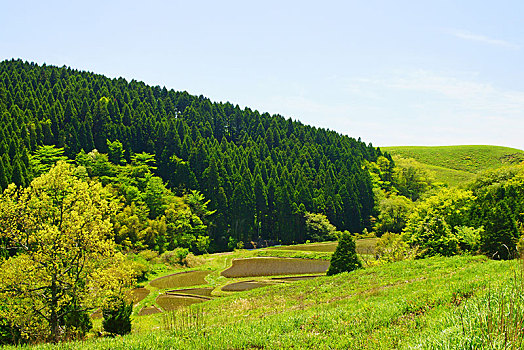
[0,59,384,251]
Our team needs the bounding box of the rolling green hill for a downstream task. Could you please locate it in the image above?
[382,145,524,186]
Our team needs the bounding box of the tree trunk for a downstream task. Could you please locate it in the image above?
[50,275,59,343]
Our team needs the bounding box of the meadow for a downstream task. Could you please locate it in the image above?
[383,145,524,186]
[10,239,524,349]
[19,255,523,350]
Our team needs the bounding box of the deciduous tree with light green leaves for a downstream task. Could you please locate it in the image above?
[0,162,135,343]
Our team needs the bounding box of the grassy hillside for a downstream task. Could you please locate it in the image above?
[382,145,524,186]
[17,252,523,349]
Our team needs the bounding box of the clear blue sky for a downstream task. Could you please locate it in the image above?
[2,0,524,149]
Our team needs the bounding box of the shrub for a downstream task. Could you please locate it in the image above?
[127,260,150,283]
[327,232,362,276]
[480,202,519,260]
[375,232,416,263]
[102,298,132,336]
[138,249,159,261]
[455,226,483,252]
[407,215,459,258]
[61,306,92,340]
[0,317,21,345]
[161,248,190,266]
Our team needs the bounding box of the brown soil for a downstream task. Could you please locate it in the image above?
[221,257,330,278]
[150,270,210,289]
[156,294,207,311]
[221,280,277,292]
[138,305,163,316]
[166,287,214,297]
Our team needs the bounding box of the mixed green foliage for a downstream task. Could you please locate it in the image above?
[0,162,136,343]
[102,298,133,336]
[401,165,524,260]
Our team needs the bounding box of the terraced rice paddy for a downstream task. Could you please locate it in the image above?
[149,270,210,289]
[270,275,322,282]
[221,257,330,278]
[166,287,213,297]
[156,294,208,311]
[269,242,338,252]
[138,305,162,316]
[130,287,150,303]
[269,238,377,255]
[221,280,278,292]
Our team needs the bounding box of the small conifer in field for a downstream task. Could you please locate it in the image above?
[102,298,133,336]
[327,232,362,275]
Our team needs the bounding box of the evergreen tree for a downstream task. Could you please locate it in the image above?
[102,298,132,336]
[480,202,519,260]
[327,232,362,276]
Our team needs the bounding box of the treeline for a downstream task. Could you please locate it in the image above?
[0,59,384,251]
[370,153,524,260]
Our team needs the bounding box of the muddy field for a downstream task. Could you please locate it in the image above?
[156,294,209,311]
[221,257,330,278]
[221,280,278,292]
[166,287,214,297]
[149,270,210,289]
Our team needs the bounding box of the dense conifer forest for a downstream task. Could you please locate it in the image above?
[0,59,386,252]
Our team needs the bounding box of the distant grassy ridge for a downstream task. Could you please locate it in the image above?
[382,145,524,186]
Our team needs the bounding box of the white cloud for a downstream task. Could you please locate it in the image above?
[358,70,524,117]
[448,29,519,49]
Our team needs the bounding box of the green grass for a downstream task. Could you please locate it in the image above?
[383,145,524,186]
[17,255,524,349]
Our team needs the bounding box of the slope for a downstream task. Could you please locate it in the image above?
[18,255,520,349]
[382,145,524,186]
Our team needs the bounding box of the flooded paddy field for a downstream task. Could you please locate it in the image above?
[156,294,209,311]
[221,280,278,292]
[221,257,330,278]
[138,305,162,316]
[166,287,214,297]
[131,287,150,303]
[149,270,210,289]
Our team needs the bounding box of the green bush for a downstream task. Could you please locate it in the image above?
[327,232,362,275]
[480,202,519,260]
[0,317,21,345]
[102,298,132,336]
[375,232,416,263]
[61,307,92,340]
[409,216,459,258]
[161,248,190,266]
